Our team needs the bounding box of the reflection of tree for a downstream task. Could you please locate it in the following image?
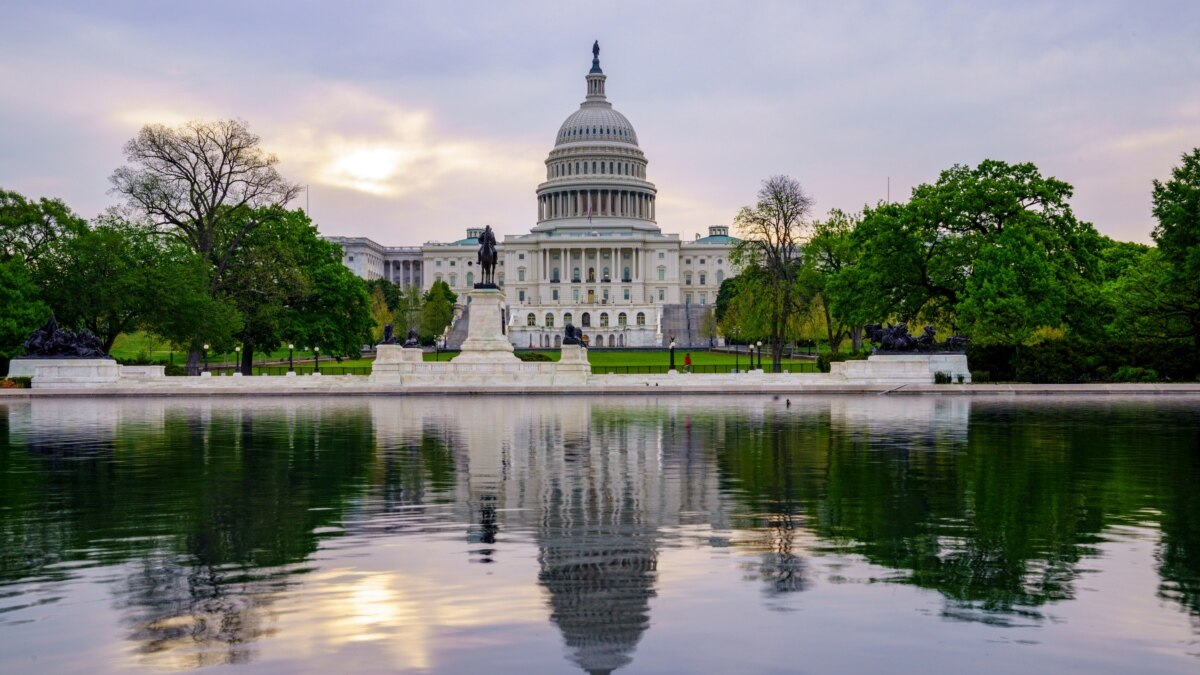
[713,402,1200,625]
[1156,425,1200,627]
[0,402,375,664]
[373,425,456,508]
[536,426,659,675]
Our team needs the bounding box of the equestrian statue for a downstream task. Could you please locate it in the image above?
[477,225,498,288]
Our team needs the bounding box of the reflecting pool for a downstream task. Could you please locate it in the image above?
[1,395,1199,673]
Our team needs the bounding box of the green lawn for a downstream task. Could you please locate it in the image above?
[111,331,352,364]
[424,348,809,366]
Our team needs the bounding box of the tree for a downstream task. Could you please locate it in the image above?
[805,209,863,352]
[110,119,302,372]
[1150,148,1200,351]
[730,175,815,370]
[420,280,457,344]
[368,286,394,345]
[0,189,87,265]
[217,207,372,372]
[33,219,181,352]
[834,160,1102,345]
[0,257,49,368]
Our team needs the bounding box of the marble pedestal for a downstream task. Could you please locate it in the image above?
[454,288,518,363]
[830,353,971,384]
[28,359,122,387]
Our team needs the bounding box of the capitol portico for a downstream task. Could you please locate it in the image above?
[327,43,739,348]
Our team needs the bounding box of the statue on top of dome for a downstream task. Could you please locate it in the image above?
[592,40,599,59]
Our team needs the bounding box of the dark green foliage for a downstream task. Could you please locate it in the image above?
[420,280,457,343]
[1111,366,1159,383]
[516,351,553,362]
[831,160,1103,345]
[971,371,991,383]
[0,376,31,388]
[967,339,1198,383]
[0,189,87,264]
[934,371,952,384]
[0,257,50,360]
[816,351,868,373]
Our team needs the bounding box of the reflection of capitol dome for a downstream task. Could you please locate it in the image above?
[534,43,659,233]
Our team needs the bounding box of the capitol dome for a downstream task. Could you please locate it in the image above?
[533,42,658,233]
[555,107,639,147]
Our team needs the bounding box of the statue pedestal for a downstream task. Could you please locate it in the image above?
[27,359,121,387]
[830,353,971,384]
[454,288,518,363]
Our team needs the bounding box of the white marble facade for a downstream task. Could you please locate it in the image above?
[325,45,738,348]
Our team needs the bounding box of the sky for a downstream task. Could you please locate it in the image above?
[1,1,1197,245]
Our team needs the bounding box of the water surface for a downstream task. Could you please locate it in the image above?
[1,395,1198,673]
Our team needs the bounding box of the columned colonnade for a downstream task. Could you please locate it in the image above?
[537,246,643,282]
[537,189,655,221]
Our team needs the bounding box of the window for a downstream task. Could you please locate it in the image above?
[348,255,355,262]
[685,292,693,304]
[518,268,526,282]
[623,266,630,281]
[657,267,666,281]
[552,266,560,281]
[552,289,559,301]
[573,289,580,302]
[636,312,646,326]
[618,312,627,326]
[700,258,706,265]
[518,290,526,302]
[717,270,725,284]
[527,313,536,327]
[699,293,707,305]
[600,313,609,327]
[699,273,706,285]
[435,273,443,282]
[466,272,474,286]
[623,288,630,301]
[658,289,665,301]
[450,260,456,266]
[685,273,692,285]
[564,312,573,325]
[449,274,457,287]
[602,266,610,280]
[572,267,581,282]
[498,273,505,286]
[658,251,665,259]
[436,260,442,267]
[581,312,591,327]
[518,253,525,260]
[545,313,554,328]
[685,258,691,265]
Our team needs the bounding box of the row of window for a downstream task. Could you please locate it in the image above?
[684,270,724,285]
[551,159,644,179]
[559,125,631,140]
[525,311,647,328]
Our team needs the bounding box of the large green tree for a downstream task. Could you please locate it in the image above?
[0,189,87,265]
[1149,148,1200,351]
[110,119,302,372]
[33,219,190,352]
[832,160,1103,345]
[220,207,372,372]
[805,209,863,352]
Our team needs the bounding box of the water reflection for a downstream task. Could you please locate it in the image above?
[1,395,1199,673]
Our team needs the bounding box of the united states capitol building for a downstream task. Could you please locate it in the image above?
[326,44,738,348]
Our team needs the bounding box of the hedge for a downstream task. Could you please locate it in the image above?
[966,339,1199,383]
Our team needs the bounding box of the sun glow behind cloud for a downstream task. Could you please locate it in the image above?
[266,85,540,201]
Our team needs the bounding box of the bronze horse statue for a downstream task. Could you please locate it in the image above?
[477,225,498,287]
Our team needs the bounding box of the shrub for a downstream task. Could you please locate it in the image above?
[817,351,869,373]
[934,371,952,384]
[956,373,965,384]
[971,370,991,383]
[516,351,553,362]
[165,364,187,376]
[1111,366,1159,383]
[966,344,1017,382]
[0,377,31,389]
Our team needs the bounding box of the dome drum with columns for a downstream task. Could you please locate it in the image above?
[326,43,739,349]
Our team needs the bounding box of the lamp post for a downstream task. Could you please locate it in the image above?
[234,345,242,375]
[669,337,676,372]
[288,343,294,373]
[756,341,763,370]
[202,343,209,373]
[313,347,320,374]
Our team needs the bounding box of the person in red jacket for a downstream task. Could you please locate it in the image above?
[684,353,692,373]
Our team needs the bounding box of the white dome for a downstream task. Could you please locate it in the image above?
[555,106,639,147]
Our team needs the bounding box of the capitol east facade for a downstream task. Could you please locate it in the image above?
[326,45,739,348]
